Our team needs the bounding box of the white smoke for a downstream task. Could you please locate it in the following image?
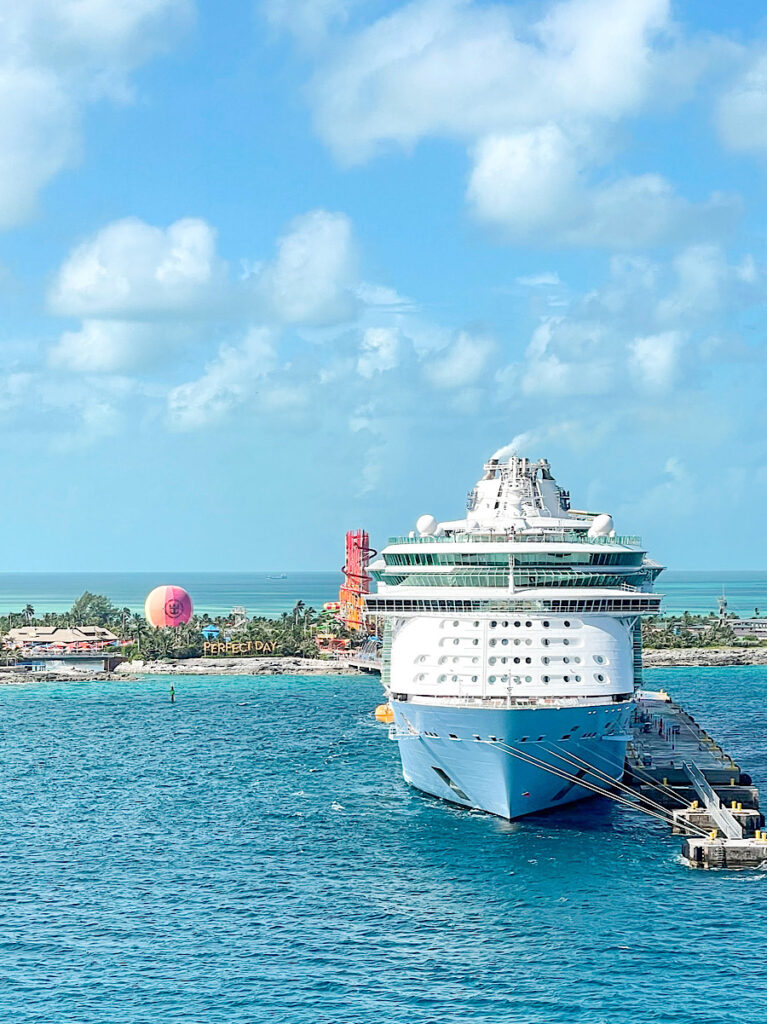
[491,432,536,461]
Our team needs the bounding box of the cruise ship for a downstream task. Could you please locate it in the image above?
[365,448,663,819]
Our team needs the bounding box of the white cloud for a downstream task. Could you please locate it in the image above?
[468,128,737,246]
[0,0,191,228]
[258,210,359,326]
[629,331,683,391]
[311,0,672,163]
[516,272,562,287]
[262,0,353,45]
[50,217,220,318]
[167,328,276,430]
[716,54,767,153]
[48,320,169,373]
[357,327,400,378]
[467,125,582,234]
[424,330,495,388]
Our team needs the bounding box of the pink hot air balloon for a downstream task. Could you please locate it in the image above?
[144,585,193,628]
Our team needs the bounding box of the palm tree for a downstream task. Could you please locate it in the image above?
[23,604,34,624]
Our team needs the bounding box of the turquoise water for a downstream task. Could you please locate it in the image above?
[1,570,767,618]
[0,666,764,1022]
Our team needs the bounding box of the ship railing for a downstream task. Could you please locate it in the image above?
[387,532,641,547]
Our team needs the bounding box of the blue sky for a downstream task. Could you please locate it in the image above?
[2,0,767,571]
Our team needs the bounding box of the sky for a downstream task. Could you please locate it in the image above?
[2,0,767,571]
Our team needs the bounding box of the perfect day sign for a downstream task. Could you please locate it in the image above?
[203,640,278,655]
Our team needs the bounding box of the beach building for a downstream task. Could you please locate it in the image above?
[4,626,126,673]
[731,618,767,638]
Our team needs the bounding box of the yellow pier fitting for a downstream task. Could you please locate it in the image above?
[709,830,718,841]
[374,703,394,724]
[691,800,698,810]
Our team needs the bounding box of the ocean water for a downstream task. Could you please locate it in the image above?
[0,666,764,1023]
[1,569,767,618]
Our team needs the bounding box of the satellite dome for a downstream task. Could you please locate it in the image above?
[587,514,614,538]
[145,585,193,628]
[416,514,438,537]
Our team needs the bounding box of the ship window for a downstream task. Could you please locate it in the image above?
[471,676,478,683]
[564,620,571,627]
[489,657,496,665]
[543,675,550,683]
[537,735,544,741]
[563,675,569,682]
[561,733,571,740]
[502,638,508,646]
[453,620,459,626]
[489,639,496,647]
[513,657,520,664]
[501,657,508,664]
[473,621,479,627]
[473,639,479,645]
[542,639,549,647]
[472,657,479,664]
[438,674,446,682]
[489,675,496,683]
[573,657,581,663]
[453,639,459,645]
[514,620,521,627]
[563,639,569,646]
[490,620,497,628]
[452,675,458,682]
[502,620,509,627]
[525,621,532,627]
[543,620,550,628]
[525,639,532,646]
[525,675,532,683]
[594,655,604,664]
[525,657,531,664]
[575,675,581,682]
[563,657,569,664]
[542,657,549,665]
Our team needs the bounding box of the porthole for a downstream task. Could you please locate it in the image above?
[596,673,605,682]
[472,639,479,646]
[501,675,508,682]
[543,620,550,628]
[563,675,569,682]
[542,656,550,665]
[513,657,520,664]
[514,638,521,646]
[525,621,532,628]
[471,657,479,664]
[514,620,521,628]
[574,657,581,664]
[525,657,531,664]
[453,639,459,645]
[525,675,532,683]
[594,655,604,664]
[502,638,509,646]
[489,675,496,683]
[542,639,550,647]
[575,675,581,682]
[501,657,508,664]
[564,620,571,627]
[473,621,479,628]
[452,657,458,664]
[438,674,446,682]
[502,620,509,627]
[563,657,569,664]
[453,620,459,627]
[489,656,496,665]
[563,639,569,646]
[525,639,532,646]
[489,639,497,647]
[490,620,497,628]
[542,675,550,683]
[452,675,458,682]
[471,675,478,683]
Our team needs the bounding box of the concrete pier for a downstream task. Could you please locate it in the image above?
[628,690,766,868]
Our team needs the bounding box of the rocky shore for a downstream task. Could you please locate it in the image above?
[115,657,361,676]
[642,647,767,667]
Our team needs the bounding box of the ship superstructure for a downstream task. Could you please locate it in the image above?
[366,451,663,819]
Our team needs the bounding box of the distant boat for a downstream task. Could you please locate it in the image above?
[267,573,287,580]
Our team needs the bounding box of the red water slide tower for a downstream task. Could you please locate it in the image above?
[339,529,373,631]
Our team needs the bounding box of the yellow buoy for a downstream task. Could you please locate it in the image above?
[374,703,394,724]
